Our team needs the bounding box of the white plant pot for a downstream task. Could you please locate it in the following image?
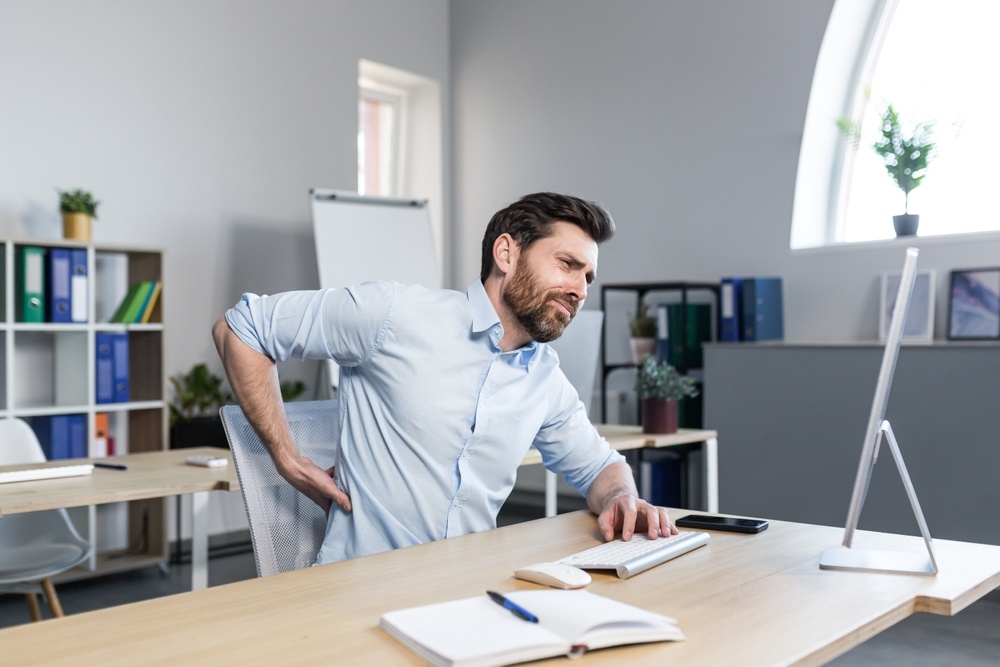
[629,337,656,364]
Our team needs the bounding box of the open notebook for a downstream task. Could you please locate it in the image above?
[379,589,683,667]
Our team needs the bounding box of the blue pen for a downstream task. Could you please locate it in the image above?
[487,590,539,623]
[94,462,127,471]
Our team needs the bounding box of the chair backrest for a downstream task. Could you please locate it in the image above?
[220,400,338,577]
[0,418,92,585]
[0,417,47,465]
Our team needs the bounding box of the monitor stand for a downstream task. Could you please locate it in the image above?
[820,420,938,576]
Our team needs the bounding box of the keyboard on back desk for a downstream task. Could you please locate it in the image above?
[0,463,95,484]
[558,530,710,579]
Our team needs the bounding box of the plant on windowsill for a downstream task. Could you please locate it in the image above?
[628,301,657,364]
[57,188,99,242]
[168,362,308,449]
[839,103,936,237]
[634,354,698,434]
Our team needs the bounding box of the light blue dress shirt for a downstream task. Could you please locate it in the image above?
[225,279,624,564]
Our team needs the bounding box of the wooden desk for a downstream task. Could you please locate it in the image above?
[522,425,719,516]
[0,447,239,590]
[1,510,997,665]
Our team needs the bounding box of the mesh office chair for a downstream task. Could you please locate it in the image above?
[220,399,338,577]
[0,418,93,622]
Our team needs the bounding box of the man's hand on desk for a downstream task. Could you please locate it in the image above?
[280,456,351,515]
[588,460,678,541]
[597,493,678,542]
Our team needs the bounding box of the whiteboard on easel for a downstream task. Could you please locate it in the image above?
[310,189,441,390]
[311,189,441,291]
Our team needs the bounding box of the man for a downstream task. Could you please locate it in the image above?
[213,192,677,565]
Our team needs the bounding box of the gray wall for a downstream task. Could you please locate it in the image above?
[449,0,1000,344]
[0,0,450,392]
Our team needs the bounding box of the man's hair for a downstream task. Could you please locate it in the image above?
[479,192,615,282]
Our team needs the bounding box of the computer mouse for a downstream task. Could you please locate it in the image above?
[513,562,592,589]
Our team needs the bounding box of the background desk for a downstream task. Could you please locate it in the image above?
[521,425,718,516]
[4,510,995,665]
[0,447,238,590]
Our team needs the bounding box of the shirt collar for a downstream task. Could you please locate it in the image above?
[466,280,539,369]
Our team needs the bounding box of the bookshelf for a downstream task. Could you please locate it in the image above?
[1,238,167,579]
[599,282,720,424]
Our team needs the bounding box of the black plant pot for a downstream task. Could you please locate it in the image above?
[170,416,229,450]
[893,213,919,237]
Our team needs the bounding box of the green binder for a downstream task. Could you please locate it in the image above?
[16,246,45,323]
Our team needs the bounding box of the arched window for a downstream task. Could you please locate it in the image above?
[792,0,1000,248]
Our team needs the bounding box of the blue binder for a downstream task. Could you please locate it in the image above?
[741,277,784,342]
[68,414,88,458]
[47,247,72,323]
[96,332,115,404]
[720,277,744,342]
[33,415,72,460]
[70,248,88,323]
[112,333,130,403]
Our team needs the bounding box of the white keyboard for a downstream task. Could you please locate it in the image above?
[559,530,710,579]
[0,463,95,484]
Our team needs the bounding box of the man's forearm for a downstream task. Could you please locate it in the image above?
[212,316,297,471]
[585,460,638,515]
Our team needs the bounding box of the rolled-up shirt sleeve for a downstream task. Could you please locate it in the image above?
[532,372,626,497]
[224,283,397,366]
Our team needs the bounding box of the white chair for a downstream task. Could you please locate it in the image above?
[220,400,338,577]
[0,418,93,622]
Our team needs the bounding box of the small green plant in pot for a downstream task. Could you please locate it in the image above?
[57,188,99,242]
[839,103,936,236]
[169,363,233,449]
[635,354,698,434]
[628,301,657,363]
[169,362,308,449]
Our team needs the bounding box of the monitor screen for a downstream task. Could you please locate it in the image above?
[841,247,919,546]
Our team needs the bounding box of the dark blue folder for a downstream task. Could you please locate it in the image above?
[47,247,72,323]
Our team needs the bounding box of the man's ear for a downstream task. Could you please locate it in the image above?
[493,233,518,275]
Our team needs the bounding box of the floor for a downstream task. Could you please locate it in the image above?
[2,519,998,665]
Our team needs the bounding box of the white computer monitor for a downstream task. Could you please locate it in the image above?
[819,247,938,576]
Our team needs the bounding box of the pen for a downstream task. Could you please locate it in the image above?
[94,462,127,471]
[486,590,539,623]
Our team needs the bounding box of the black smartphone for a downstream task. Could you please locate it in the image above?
[675,514,769,534]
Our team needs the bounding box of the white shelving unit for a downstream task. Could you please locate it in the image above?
[1,238,168,578]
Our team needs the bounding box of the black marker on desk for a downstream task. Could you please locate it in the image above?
[486,590,539,623]
[94,462,127,471]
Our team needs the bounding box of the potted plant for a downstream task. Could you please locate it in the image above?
[634,354,698,434]
[628,301,657,364]
[839,104,935,236]
[169,363,308,449]
[57,188,99,242]
[169,363,233,450]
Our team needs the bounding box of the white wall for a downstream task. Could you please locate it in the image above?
[449,0,1000,344]
[0,0,450,393]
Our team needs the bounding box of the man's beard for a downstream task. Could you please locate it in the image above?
[503,262,579,343]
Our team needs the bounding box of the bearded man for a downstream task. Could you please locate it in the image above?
[213,192,677,564]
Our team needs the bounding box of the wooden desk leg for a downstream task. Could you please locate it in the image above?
[704,437,719,513]
[545,470,557,517]
[191,491,209,590]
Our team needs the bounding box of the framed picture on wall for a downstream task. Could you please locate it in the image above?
[880,269,935,343]
[947,268,1000,340]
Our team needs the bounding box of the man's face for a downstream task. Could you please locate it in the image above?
[502,222,598,342]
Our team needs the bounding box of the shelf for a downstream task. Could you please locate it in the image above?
[1,239,167,578]
[599,281,719,424]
